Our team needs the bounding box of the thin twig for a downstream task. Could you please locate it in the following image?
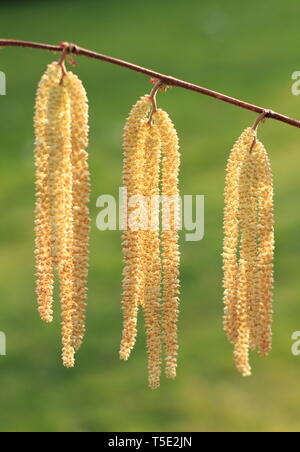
[249,109,270,153]
[252,110,270,131]
[57,45,69,84]
[0,39,300,129]
[148,80,165,125]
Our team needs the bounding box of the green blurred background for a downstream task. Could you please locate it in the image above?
[0,0,300,433]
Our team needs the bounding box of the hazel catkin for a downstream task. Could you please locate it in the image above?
[223,126,274,377]
[34,62,61,323]
[46,82,75,368]
[154,108,180,381]
[119,92,181,388]
[34,62,91,368]
[120,95,152,361]
[254,139,274,357]
[142,123,162,389]
[234,148,256,377]
[223,127,255,345]
[64,72,90,351]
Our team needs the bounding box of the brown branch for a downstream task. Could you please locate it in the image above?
[0,38,300,129]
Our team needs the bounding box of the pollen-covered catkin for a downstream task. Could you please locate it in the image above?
[255,140,274,357]
[120,93,182,388]
[234,149,256,377]
[223,128,255,345]
[223,127,274,377]
[46,82,75,368]
[142,124,162,389]
[120,95,152,361]
[64,72,90,351]
[34,63,61,323]
[34,62,91,367]
[154,108,180,380]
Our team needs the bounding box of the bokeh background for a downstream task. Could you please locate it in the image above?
[0,0,300,433]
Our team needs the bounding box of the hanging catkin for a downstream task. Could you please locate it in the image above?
[234,147,256,376]
[254,139,274,357]
[120,95,152,361]
[64,72,90,351]
[34,61,90,368]
[120,90,181,388]
[34,62,61,323]
[223,128,255,345]
[46,82,75,368]
[142,123,162,389]
[154,108,180,380]
[223,126,274,376]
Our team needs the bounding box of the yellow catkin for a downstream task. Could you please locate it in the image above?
[255,139,274,356]
[234,148,257,377]
[246,143,264,352]
[223,127,274,376]
[63,72,90,351]
[143,124,162,389]
[120,95,152,361]
[223,128,255,345]
[154,109,180,380]
[34,63,61,323]
[46,82,75,368]
[247,148,261,353]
